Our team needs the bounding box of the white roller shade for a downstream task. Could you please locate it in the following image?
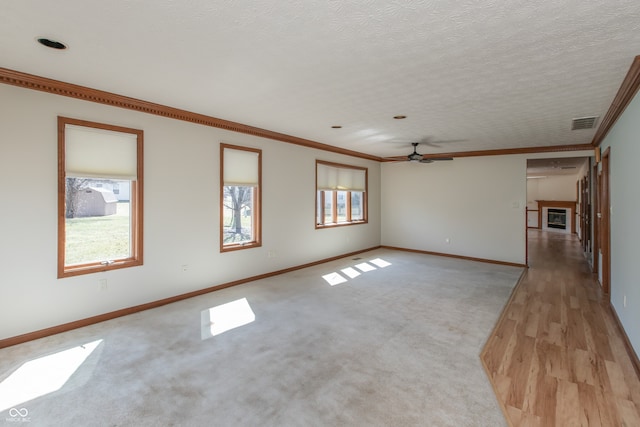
[349,169,366,191]
[317,163,366,191]
[65,124,138,180]
[317,165,338,190]
[224,147,259,186]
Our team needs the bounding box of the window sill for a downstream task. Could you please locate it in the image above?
[316,221,367,229]
[59,258,142,278]
[221,242,262,253]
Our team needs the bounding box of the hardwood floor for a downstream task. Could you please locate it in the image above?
[481,230,640,426]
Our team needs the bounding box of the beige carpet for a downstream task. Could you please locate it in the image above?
[0,248,522,426]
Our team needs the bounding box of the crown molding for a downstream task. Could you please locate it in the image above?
[0,67,606,161]
[382,143,594,162]
[0,67,382,162]
[591,55,640,147]
[436,144,595,158]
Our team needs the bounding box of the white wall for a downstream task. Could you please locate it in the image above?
[0,84,381,340]
[381,151,593,265]
[599,89,640,357]
[527,174,578,205]
[381,155,527,264]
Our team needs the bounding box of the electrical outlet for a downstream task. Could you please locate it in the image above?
[181,264,188,272]
[445,238,451,244]
[268,251,277,258]
[99,278,108,291]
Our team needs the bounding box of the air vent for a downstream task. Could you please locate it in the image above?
[560,166,576,170]
[571,116,598,130]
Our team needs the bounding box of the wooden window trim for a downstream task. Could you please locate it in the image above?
[315,160,368,229]
[58,116,144,278]
[220,143,262,252]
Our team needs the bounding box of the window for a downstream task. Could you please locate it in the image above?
[221,144,261,251]
[58,117,143,278]
[316,161,367,227]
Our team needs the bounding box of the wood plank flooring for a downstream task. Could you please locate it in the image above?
[481,230,640,426]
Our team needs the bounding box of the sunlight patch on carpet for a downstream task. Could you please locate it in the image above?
[322,272,348,286]
[355,262,377,272]
[341,267,361,278]
[323,257,392,286]
[0,339,103,412]
[201,298,256,340]
[370,258,391,268]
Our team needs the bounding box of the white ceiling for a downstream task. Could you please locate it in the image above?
[2,1,640,158]
[527,156,588,177]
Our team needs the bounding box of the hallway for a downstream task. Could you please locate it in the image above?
[481,230,640,426]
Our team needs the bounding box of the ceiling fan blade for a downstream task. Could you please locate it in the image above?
[384,143,455,163]
[381,156,408,162]
[418,137,467,148]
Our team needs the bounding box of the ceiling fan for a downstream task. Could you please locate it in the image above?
[402,142,454,163]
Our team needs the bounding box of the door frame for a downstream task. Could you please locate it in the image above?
[601,147,611,297]
[592,163,600,276]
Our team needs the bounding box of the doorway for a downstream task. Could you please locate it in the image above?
[600,147,611,296]
[525,156,592,267]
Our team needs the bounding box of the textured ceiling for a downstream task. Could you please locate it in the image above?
[2,1,640,158]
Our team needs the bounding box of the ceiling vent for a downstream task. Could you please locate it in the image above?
[571,116,598,130]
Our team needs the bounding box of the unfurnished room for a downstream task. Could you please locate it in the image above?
[1,1,640,426]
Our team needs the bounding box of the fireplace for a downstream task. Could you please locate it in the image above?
[536,200,576,234]
[547,208,567,230]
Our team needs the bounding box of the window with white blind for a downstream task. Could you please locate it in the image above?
[58,117,143,278]
[316,161,367,227]
[221,144,262,251]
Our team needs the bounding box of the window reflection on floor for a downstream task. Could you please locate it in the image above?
[341,267,361,279]
[321,258,392,286]
[201,298,255,340]
[0,339,103,412]
[322,272,349,286]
